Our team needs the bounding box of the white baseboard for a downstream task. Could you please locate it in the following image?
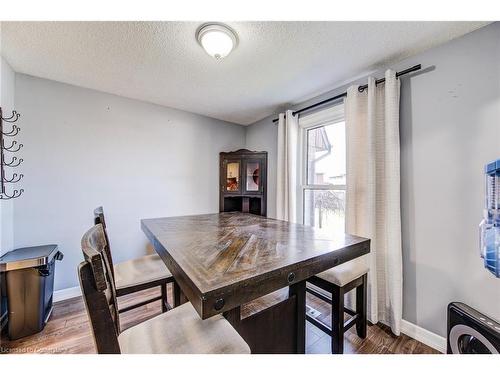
[401,319,446,353]
[53,286,81,303]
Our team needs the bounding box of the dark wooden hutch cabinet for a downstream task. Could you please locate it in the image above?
[219,149,267,216]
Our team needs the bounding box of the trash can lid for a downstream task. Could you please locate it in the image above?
[0,244,60,272]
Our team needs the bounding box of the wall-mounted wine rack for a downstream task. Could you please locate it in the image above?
[1,107,23,199]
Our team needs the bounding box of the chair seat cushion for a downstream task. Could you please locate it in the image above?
[118,302,251,354]
[114,254,172,290]
[316,256,369,287]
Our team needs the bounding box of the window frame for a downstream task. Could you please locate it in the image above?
[297,101,346,226]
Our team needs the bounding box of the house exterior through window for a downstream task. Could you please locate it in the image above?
[298,102,346,235]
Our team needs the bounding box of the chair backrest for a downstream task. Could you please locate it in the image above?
[93,206,108,228]
[78,223,121,354]
[93,206,115,278]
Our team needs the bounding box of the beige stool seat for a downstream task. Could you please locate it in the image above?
[114,254,172,290]
[316,257,369,287]
[307,255,369,353]
[118,302,250,354]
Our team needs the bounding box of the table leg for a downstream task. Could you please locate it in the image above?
[161,283,168,312]
[223,288,303,354]
[173,280,188,307]
[223,306,241,326]
[289,280,306,354]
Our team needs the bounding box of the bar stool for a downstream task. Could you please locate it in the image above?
[78,224,250,354]
[93,206,176,314]
[306,257,368,354]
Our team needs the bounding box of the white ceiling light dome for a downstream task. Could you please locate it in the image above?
[196,23,238,60]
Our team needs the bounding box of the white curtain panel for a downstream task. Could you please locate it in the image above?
[276,110,299,222]
[345,69,403,335]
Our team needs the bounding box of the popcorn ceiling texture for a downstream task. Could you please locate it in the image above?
[0,21,488,125]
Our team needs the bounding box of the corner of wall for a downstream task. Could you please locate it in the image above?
[0,56,16,255]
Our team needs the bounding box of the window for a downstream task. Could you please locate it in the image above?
[299,103,346,235]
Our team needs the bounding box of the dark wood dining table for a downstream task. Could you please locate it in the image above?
[141,212,370,354]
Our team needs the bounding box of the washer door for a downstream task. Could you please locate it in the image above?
[449,324,499,354]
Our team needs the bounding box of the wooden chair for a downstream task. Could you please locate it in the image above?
[78,223,251,354]
[93,206,175,314]
[306,258,368,354]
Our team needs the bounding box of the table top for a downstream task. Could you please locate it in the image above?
[141,212,370,319]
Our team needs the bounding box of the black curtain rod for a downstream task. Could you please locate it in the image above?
[272,64,421,123]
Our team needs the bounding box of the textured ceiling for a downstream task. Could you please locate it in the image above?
[0,21,489,125]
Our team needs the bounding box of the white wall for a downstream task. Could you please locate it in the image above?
[0,57,16,256]
[245,23,500,337]
[14,74,245,290]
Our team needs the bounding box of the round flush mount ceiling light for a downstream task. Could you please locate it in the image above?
[196,23,238,60]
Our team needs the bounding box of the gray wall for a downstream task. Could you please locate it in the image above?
[0,57,15,255]
[245,120,278,219]
[245,23,500,337]
[4,23,499,337]
[398,22,500,336]
[14,74,245,290]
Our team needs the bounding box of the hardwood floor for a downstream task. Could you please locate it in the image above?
[0,285,440,354]
[305,292,439,354]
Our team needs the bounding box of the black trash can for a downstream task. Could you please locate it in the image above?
[0,245,63,340]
